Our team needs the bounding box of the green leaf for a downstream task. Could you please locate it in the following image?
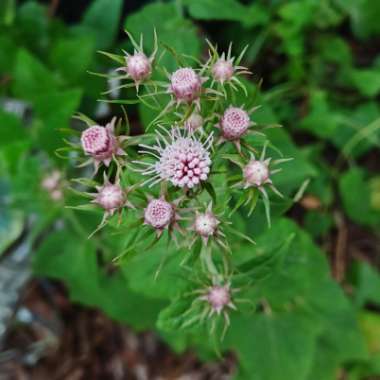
[265,128,317,194]
[354,262,380,307]
[228,218,366,379]
[81,0,122,49]
[315,35,352,67]
[12,49,60,102]
[184,0,255,26]
[299,90,344,140]
[336,0,380,39]
[33,89,83,157]
[0,109,27,147]
[0,35,18,73]
[228,311,322,380]
[202,182,217,204]
[0,208,24,255]
[235,236,288,282]
[339,167,380,228]
[33,230,100,301]
[157,296,195,332]
[120,240,187,300]
[350,68,380,97]
[49,36,95,85]
[300,91,380,157]
[15,1,49,54]
[305,280,368,380]
[33,230,163,330]
[304,210,333,238]
[359,311,380,357]
[125,2,201,72]
[0,0,16,26]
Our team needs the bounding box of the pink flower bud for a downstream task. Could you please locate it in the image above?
[212,58,234,83]
[194,212,218,237]
[95,184,125,211]
[144,198,174,230]
[41,170,61,192]
[127,52,151,83]
[207,285,231,314]
[81,126,110,156]
[243,159,270,187]
[170,68,202,103]
[80,118,126,171]
[184,112,203,132]
[51,189,63,201]
[41,170,64,201]
[220,107,250,140]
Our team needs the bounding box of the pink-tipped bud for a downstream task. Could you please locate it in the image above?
[144,198,174,229]
[80,119,125,170]
[51,189,63,201]
[194,212,218,237]
[184,112,203,132]
[212,58,234,83]
[95,184,125,211]
[207,285,231,314]
[81,126,110,155]
[170,68,202,103]
[243,160,270,187]
[220,107,250,140]
[127,52,151,83]
[41,170,63,201]
[41,170,61,192]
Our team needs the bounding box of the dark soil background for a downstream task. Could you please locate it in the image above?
[1,280,235,380]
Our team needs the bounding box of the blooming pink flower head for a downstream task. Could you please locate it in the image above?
[80,118,126,171]
[243,159,271,187]
[207,285,231,314]
[170,68,202,103]
[136,127,213,189]
[126,52,151,83]
[194,211,218,237]
[144,197,174,230]
[184,112,203,132]
[212,58,234,83]
[94,183,125,212]
[220,106,251,141]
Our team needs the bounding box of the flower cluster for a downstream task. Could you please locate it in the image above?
[65,31,291,338]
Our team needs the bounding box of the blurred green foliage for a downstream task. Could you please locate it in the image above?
[1,1,380,379]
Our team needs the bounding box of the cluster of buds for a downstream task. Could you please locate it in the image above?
[66,31,291,338]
